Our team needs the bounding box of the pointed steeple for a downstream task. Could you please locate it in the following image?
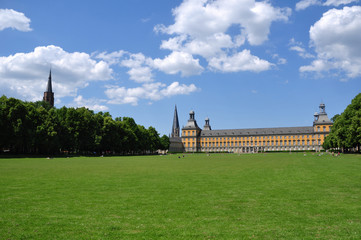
[46,70,53,93]
[171,105,180,137]
[43,69,54,107]
[169,105,184,153]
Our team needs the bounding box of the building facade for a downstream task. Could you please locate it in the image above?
[180,103,332,153]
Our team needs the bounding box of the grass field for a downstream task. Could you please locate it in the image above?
[1,153,361,239]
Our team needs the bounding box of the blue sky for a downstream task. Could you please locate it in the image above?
[1,0,361,135]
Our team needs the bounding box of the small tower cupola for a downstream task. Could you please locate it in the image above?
[43,70,54,107]
[313,102,332,126]
[203,117,211,130]
[189,110,195,120]
[314,112,319,122]
[183,110,200,130]
[319,103,326,114]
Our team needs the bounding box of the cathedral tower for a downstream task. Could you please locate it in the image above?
[168,105,184,152]
[171,105,180,137]
[43,70,54,107]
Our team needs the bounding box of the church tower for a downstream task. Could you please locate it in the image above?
[43,70,54,107]
[171,105,180,137]
[168,105,184,152]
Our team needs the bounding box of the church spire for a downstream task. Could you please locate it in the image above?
[171,105,180,137]
[43,69,54,107]
[46,70,53,93]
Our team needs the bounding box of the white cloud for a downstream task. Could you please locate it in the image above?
[126,67,153,83]
[296,0,322,11]
[0,45,113,101]
[120,53,154,83]
[158,0,290,46]
[94,50,126,65]
[300,6,361,78]
[324,0,359,6]
[98,0,291,84]
[289,38,315,58]
[72,95,109,112]
[208,50,273,73]
[96,51,155,83]
[152,51,203,76]
[296,0,358,11]
[97,50,203,81]
[272,54,287,65]
[0,9,32,31]
[160,81,198,96]
[105,82,198,106]
[156,0,290,73]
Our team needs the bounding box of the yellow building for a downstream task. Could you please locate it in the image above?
[179,103,332,153]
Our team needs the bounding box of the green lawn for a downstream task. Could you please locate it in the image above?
[1,153,361,239]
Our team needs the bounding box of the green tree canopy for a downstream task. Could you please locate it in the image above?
[323,93,361,152]
[0,95,167,155]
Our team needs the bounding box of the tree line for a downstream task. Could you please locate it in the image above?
[323,93,361,152]
[0,95,169,155]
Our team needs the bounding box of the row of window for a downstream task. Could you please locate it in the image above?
[317,126,330,132]
[198,146,320,151]
[182,134,326,144]
[192,134,325,141]
[183,125,330,138]
[185,140,322,147]
[183,131,197,136]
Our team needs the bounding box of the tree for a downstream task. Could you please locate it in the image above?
[0,95,166,155]
[0,96,10,151]
[147,126,161,152]
[160,135,170,150]
[324,93,361,152]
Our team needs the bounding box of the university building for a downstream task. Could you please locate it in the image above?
[169,103,332,153]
